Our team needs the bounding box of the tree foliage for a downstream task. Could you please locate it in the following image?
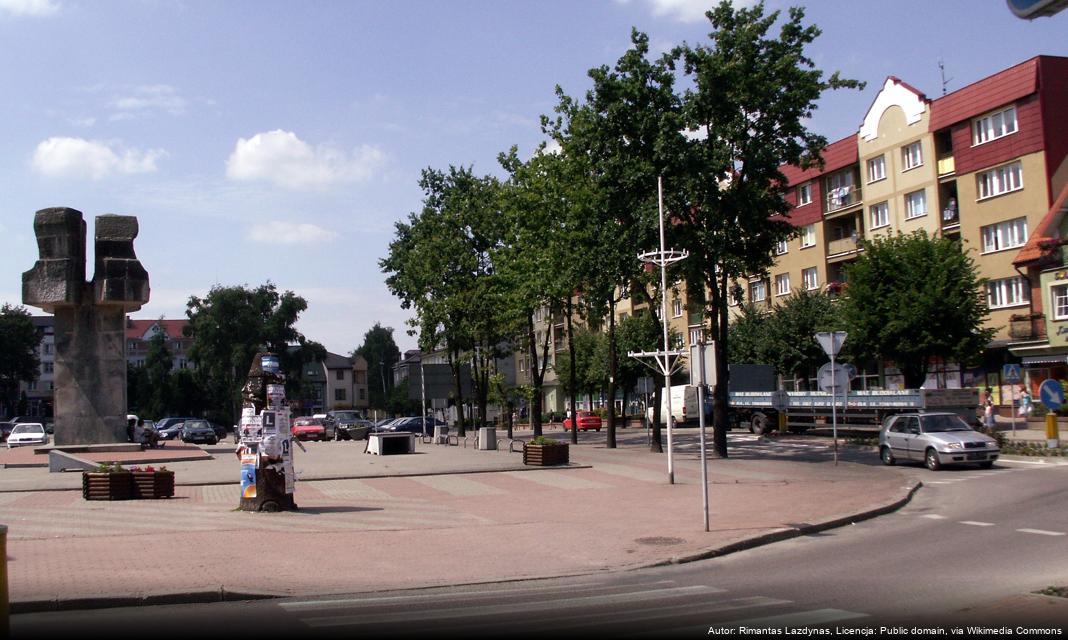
[354,322,402,414]
[841,231,994,388]
[0,304,40,416]
[184,283,321,423]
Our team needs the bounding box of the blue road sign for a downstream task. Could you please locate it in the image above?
[1040,379,1064,411]
[1003,364,1023,384]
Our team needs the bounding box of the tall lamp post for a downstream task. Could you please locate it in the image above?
[630,177,688,485]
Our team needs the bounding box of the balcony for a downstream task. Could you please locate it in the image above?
[937,155,956,177]
[827,236,859,256]
[1009,314,1047,342]
[824,185,862,215]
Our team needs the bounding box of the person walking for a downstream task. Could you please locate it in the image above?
[1019,389,1034,418]
[984,398,996,428]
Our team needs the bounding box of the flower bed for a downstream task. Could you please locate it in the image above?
[82,463,174,500]
[523,436,569,466]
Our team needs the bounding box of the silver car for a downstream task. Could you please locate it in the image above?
[879,412,999,470]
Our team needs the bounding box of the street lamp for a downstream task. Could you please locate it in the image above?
[631,176,688,485]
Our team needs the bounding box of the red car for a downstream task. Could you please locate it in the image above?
[292,417,327,441]
[563,411,602,432]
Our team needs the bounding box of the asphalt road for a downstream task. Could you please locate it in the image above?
[13,450,1066,639]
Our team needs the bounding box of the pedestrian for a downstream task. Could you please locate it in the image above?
[984,398,996,428]
[1019,389,1034,418]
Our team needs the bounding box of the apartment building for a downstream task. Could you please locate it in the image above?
[737,55,1068,398]
[126,319,194,371]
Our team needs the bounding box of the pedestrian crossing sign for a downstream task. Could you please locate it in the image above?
[1002,364,1022,383]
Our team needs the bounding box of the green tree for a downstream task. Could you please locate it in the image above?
[545,29,685,450]
[554,327,609,411]
[140,330,174,419]
[184,283,320,423]
[0,304,40,417]
[355,322,402,414]
[765,289,841,385]
[726,302,772,366]
[841,231,994,388]
[671,1,863,456]
[616,313,661,421]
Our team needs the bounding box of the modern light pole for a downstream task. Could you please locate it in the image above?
[630,177,688,485]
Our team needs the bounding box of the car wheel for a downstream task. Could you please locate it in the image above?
[880,446,896,466]
[750,413,768,436]
[596,428,601,432]
[925,448,942,471]
[978,461,994,469]
[209,438,217,445]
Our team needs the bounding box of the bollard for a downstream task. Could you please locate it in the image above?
[778,412,787,434]
[1,524,8,637]
[1046,413,1060,449]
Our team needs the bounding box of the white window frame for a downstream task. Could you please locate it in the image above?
[902,141,923,171]
[867,155,886,183]
[981,217,1028,254]
[977,161,1023,200]
[870,201,889,229]
[802,267,819,291]
[775,239,788,255]
[973,106,1018,146]
[672,297,683,318]
[749,280,767,303]
[775,273,791,297]
[797,182,812,206]
[1053,284,1068,321]
[905,190,927,219]
[800,224,816,248]
[987,276,1029,309]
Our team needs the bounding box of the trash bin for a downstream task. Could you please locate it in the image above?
[433,424,449,444]
[477,427,497,451]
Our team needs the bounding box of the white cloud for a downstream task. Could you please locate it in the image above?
[32,137,165,179]
[110,84,188,119]
[0,0,60,17]
[226,129,385,189]
[247,221,339,245]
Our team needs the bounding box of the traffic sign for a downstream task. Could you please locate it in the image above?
[1003,364,1023,384]
[815,332,847,357]
[817,362,851,392]
[771,390,790,412]
[1040,379,1064,411]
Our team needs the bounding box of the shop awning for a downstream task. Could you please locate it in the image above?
[1021,355,1068,366]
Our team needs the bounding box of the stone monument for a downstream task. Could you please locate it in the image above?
[22,207,149,445]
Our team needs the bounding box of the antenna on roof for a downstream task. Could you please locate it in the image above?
[938,58,953,96]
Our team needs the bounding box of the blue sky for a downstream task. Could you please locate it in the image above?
[1,0,1066,355]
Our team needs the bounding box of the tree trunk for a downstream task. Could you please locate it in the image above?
[710,273,729,458]
[650,381,664,453]
[527,312,543,437]
[606,301,618,449]
[449,351,466,437]
[566,297,579,445]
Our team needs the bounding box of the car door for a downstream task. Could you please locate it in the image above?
[884,417,910,460]
[903,416,922,460]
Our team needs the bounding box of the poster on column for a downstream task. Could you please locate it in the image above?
[240,450,258,499]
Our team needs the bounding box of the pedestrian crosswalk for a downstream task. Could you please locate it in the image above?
[278,576,871,637]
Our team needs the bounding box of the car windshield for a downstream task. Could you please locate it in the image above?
[184,421,209,429]
[12,424,43,434]
[295,418,322,426]
[333,412,361,421]
[921,414,972,433]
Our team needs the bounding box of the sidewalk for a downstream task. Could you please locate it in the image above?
[1,430,921,612]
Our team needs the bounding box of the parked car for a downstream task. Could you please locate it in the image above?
[292,417,328,441]
[375,416,445,435]
[156,417,196,440]
[337,418,374,441]
[0,422,14,442]
[311,414,337,440]
[563,410,602,432]
[880,412,1000,471]
[208,422,228,440]
[180,419,218,445]
[7,422,49,448]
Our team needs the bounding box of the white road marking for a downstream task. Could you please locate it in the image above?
[921,514,947,520]
[1017,528,1066,537]
[724,608,869,627]
[959,521,995,527]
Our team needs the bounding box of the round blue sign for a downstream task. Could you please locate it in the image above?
[1039,379,1064,411]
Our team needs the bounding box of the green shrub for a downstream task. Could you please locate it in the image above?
[529,435,564,446]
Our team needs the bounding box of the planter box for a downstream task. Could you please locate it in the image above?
[131,471,175,499]
[82,472,133,501]
[523,442,569,466]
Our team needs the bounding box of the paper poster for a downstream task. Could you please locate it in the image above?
[241,462,257,499]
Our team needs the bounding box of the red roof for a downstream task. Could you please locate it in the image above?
[929,58,1039,131]
[1014,181,1068,266]
[125,319,189,341]
[780,134,857,186]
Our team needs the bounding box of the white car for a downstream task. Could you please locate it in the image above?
[7,422,49,448]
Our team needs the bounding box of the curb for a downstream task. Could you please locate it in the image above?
[11,587,280,614]
[647,479,924,567]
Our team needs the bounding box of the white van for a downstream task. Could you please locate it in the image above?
[646,385,709,426]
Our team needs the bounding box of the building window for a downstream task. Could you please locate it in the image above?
[336,369,345,381]
[775,240,788,255]
[688,326,704,345]
[173,341,181,351]
[28,381,37,391]
[43,343,53,355]
[802,267,819,291]
[800,224,816,248]
[128,340,137,350]
[824,170,856,211]
[987,277,1029,309]
[981,217,1028,253]
[867,155,886,183]
[1053,285,1068,321]
[335,388,346,401]
[749,280,767,303]
[797,182,812,206]
[905,190,927,219]
[870,201,890,229]
[973,106,1017,145]
[359,388,366,400]
[178,359,187,370]
[902,141,923,171]
[977,161,1023,199]
[43,362,54,374]
[775,274,791,296]
[672,297,683,318]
